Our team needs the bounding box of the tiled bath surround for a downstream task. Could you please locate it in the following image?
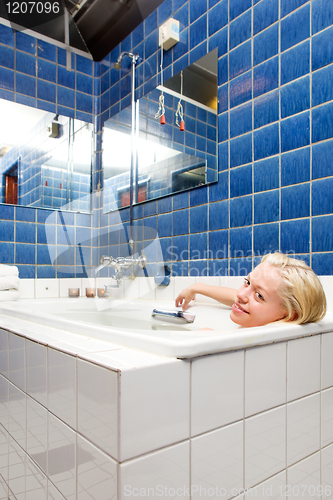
[0,0,333,278]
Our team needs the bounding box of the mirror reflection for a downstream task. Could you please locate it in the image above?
[102,49,218,213]
[0,99,92,213]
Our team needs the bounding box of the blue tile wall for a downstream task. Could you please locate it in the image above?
[1,0,333,277]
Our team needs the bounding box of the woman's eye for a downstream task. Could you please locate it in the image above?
[256,292,264,300]
[244,278,250,286]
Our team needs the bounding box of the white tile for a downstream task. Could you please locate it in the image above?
[287,452,321,499]
[0,477,8,500]
[48,481,66,500]
[155,278,175,301]
[48,413,76,500]
[174,277,196,302]
[26,339,47,407]
[0,375,9,429]
[18,278,35,299]
[8,436,26,500]
[322,444,333,500]
[120,359,190,461]
[244,471,286,499]
[322,332,333,390]
[35,279,59,298]
[195,276,220,304]
[287,393,320,467]
[191,350,244,436]
[124,277,140,299]
[191,421,243,500]
[77,435,117,500]
[8,333,25,391]
[119,441,189,500]
[27,396,47,474]
[322,388,333,448]
[287,336,320,401]
[77,359,118,459]
[245,406,286,489]
[8,382,26,449]
[0,425,8,484]
[245,342,286,417]
[48,348,76,429]
[59,278,81,298]
[0,328,8,378]
[26,455,47,500]
[137,276,156,299]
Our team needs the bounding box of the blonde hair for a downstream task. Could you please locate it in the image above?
[261,252,326,324]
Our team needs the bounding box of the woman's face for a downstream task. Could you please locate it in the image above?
[230,263,288,327]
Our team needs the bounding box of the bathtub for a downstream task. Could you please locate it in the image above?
[1,296,333,357]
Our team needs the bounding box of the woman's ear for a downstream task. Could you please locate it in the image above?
[287,310,299,322]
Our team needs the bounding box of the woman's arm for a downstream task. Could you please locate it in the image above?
[175,283,237,310]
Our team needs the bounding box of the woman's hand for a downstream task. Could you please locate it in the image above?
[175,286,196,310]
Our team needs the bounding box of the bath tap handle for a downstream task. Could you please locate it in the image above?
[95,255,111,273]
[152,308,195,323]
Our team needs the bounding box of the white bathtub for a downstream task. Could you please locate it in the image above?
[1,296,333,358]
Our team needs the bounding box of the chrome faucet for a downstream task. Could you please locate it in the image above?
[95,254,147,286]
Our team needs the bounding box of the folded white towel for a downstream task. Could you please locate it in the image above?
[0,276,20,291]
[0,265,19,278]
[0,290,19,301]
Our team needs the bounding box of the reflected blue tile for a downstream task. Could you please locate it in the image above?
[312,64,333,107]
[58,65,75,89]
[0,46,14,69]
[281,41,310,85]
[312,101,333,143]
[230,70,252,108]
[0,67,14,91]
[190,232,207,260]
[280,219,309,254]
[312,178,333,216]
[253,0,278,35]
[229,40,251,79]
[230,196,252,227]
[281,147,310,186]
[230,10,251,50]
[254,123,279,161]
[253,57,278,97]
[281,184,310,220]
[312,215,333,252]
[209,200,229,230]
[254,24,278,67]
[254,191,279,224]
[312,253,333,275]
[254,157,279,192]
[0,24,14,47]
[254,223,279,255]
[281,112,310,152]
[230,165,252,198]
[281,76,310,118]
[312,139,333,179]
[230,102,252,138]
[229,0,251,21]
[58,86,75,108]
[209,0,228,36]
[281,0,308,17]
[254,90,279,129]
[37,40,56,61]
[312,0,333,34]
[16,32,36,55]
[312,26,333,71]
[209,229,228,258]
[76,55,93,76]
[230,133,252,168]
[37,59,56,82]
[190,14,207,49]
[230,227,252,257]
[37,80,56,103]
[281,4,310,52]
[16,73,35,97]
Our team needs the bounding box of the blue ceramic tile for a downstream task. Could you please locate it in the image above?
[230,195,252,227]
[144,10,157,35]
[281,147,310,186]
[281,41,310,85]
[230,102,252,138]
[77,73,93,95]
[230,226,252,257]
[158,197,172,214]
[281,183,310,220]
[218,83,229,112]
[57,86,75,109]
[173,235,189,261]
[229,0,251,21]
[254,190,279,223]
[158,0,172,25]
[230,71,252,108]
[37,266,56,278]
[190,205,208,233]
[0,46,14,69]
[312,64,333,107]
[230,133,252,168]
[37,245,52,265]
[190,232,207,260]
[209,25,228,55]
[15,206,36,222]
[17,265,35,278]
[312,178,333,215]
[190,186,208,206]
[254,123,279,161]
[209,0,228,36]
[281,76,310,119]
[281,4,310,53]
[312,139,333,179]
[174,2,189,31]
[254,157,279,192]
[0,66,14,91]
[281,0,308,18]
[76,92,93,113]
[144,200,158,217]
[312,101,333,143]
[253,0,278,35]
[37,59,56,82]
[173,28,189,61]
[0,221,14,242]
[312,253,333,275]
[190,14,207,50]
[209,200,229,230]
[312,215,333,252]
[229,40,251,80]
[15,243,35,264]
[56,246,75,266]
[280,219,310,254]
[37,80,56,103]
[76,55,93,76]
[253,223,279,254]
[37,40,56,62]
[189,259,208,276]
[57,48,75,68]
[190,0,207,23]
[172,260,189,276]
[281,112,310,152]
[58,66,75,89]
[229,10,251,50]
[230,165,252,198]
[16,94,36,108]
[0,205,14,220]
[312,0,333,34]
[15,73,35,97]
[0,24,14,47]
[0,242,14,263]
[209,171,229,200]
[209,229,228,258]
[218,54,228,85]
[16,32,36,55]
[218,113,228,143]
[253,24,278,67]
[312,26,333,71]
[209,258,228,277]
[158,213,172,238]
[230,257,253,276]
[253,57,278,97]
[173,209,189,235]
[254,90,279,129]
[132,24,144,48]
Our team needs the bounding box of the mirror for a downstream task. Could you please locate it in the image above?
[0,99,93,213]
[102,49,218,213]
